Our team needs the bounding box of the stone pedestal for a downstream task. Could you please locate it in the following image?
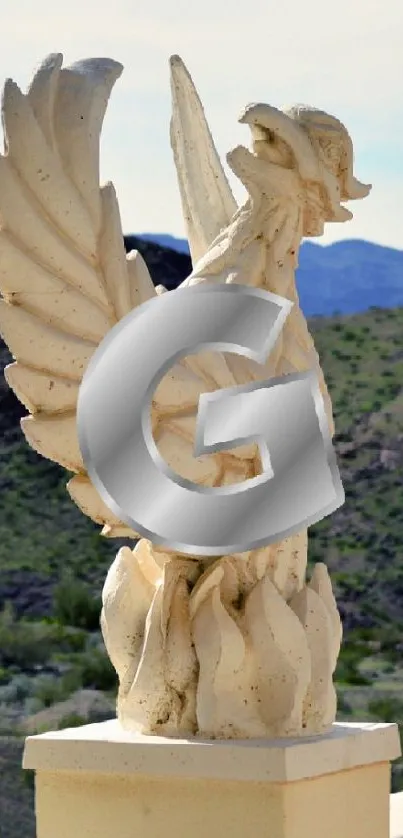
[391,791,403,838]
[23,720,400,838]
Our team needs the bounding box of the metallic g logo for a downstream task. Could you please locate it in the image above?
[77,283,344,556]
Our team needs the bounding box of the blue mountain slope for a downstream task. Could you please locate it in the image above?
[139,233,190,254]
[138,234,403,316]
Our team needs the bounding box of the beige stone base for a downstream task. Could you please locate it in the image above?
[23,720,401,838]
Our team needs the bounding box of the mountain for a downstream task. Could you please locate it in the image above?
[136,235,403,316]
[138,233,190,254]
[298,241,403,315]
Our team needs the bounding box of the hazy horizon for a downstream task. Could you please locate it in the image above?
[133,233,403,253]
[0,0,402,250]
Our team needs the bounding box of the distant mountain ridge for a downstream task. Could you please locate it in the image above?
[139,234,190,254]
[137,234,403,316]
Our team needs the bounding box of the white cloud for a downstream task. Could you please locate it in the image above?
[0,0,401,248]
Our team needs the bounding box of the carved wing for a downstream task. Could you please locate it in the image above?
[170,55,238,265]
[0,55,160,537]
[0,53,254,540]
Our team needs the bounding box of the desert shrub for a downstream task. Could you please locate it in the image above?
[32,675,67,708]
[336,692,352,715]
[368,698,403,723]
[32,668,84,708]
[335,642,372,686]
[0,605,55,669]
[30,649,117,703]
[75,649,118,692]
[0,666,11,685]
[0,673,33,704]
[0,604,88,671]
[57,713,87,729]
[57,709,112,729]
[53,574,102,631]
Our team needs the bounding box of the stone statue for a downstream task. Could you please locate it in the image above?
[0,53,370,739]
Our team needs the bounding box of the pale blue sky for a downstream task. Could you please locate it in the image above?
[0,0,402,249]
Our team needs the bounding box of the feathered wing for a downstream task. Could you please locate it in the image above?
[0,53,251,540]
[0,54,158,537]
[170,55,238,265]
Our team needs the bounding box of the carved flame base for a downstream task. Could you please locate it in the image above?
[101,536,342,739]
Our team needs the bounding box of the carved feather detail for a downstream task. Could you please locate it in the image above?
[170,54,237,265]
[0,54,161,532]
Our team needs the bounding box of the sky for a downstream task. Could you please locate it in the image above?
[0,0,402,250]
